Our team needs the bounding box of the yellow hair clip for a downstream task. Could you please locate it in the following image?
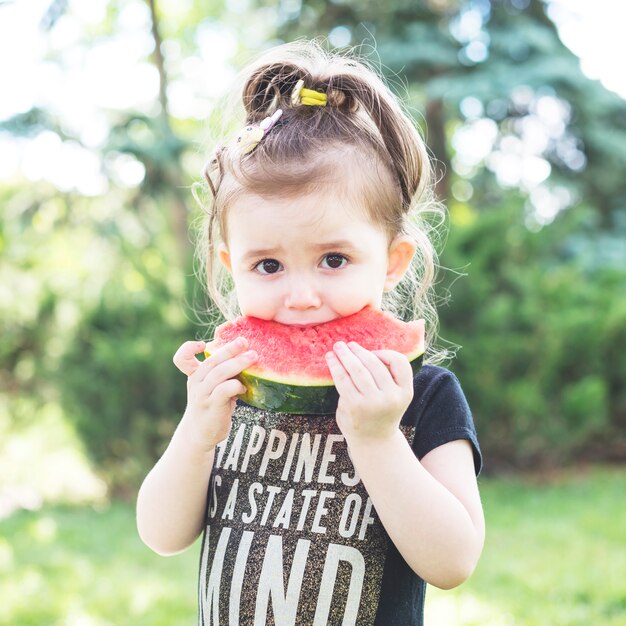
[236,109,284,154]
[290,79,327,107]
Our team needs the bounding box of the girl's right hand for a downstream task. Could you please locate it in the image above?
[172,338,257,452]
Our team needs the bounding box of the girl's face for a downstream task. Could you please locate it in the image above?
[218,191,415,326]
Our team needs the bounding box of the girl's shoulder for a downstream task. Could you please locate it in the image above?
[413,363,466,396]
[407,363,473,427]
[405,364,482,474]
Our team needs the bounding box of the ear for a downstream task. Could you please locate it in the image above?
[384,235,416,292]
[218,242,232,272]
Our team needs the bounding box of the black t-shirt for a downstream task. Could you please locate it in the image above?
[197,364,482,625]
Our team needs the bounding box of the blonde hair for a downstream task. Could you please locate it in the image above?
[194,39,447,363]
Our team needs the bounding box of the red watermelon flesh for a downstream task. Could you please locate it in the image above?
[207,307,425,385]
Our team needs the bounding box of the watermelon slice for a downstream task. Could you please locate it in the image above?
[205,307,425,414]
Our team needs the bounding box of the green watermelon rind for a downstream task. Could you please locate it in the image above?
[237,351,424,415]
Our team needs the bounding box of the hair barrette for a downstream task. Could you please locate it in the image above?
[291,79,327,107]
[236,108,284,154]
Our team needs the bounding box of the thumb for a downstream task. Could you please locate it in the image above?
[173,340,206,376]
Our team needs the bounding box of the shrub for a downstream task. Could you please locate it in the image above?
[57,285,202,496]
[439,198,626,469]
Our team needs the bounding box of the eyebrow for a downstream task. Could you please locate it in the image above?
[312,240,358,251]
[242,240,358,260]
[242,247,281,261]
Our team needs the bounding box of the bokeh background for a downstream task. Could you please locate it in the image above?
[1,0,625,624]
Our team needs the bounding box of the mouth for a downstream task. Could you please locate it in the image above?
[276,318,336,328]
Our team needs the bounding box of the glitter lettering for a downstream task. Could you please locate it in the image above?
[338,493,361,539]
[311,490,336,534]
[209,474,221,519]
[260,485,282,526]
[273,488,295,529]
[280,433,300,481]
[240,425,266,473]
[296,489,317,532]
[317,434,343,484]
[215,426,361,487]
[200,526,231,625]
[223,423,246,471]
[293,433,322,483]
[313,543,365,626]
[259,429,287,477]
[221,478,239,520]
[242,482,263,523]
[253,535,311,625]
[358,498,376,540]
[201,529,367,626]
[228,530,253,626]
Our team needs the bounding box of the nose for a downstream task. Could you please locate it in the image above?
[284,275,322,310]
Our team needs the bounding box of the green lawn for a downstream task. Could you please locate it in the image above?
[425,466,626,626]
[1,467,625,626]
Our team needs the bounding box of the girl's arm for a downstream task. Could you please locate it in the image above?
[326,342,484,589]
[345,434,484,589]
[136,417,215,556]
[136,338,257,556]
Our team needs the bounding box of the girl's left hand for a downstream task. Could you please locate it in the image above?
[325,342,414,444]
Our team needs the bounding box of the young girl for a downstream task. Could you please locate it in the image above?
[137,40,484,626]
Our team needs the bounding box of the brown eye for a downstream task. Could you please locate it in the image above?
[322,254,348,269]
[256,259,282,274]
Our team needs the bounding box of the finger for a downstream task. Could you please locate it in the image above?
[211,379,248,409]
[325,351,356,397]
[346,342,395,390]
[197,349,258,392]
[331,342,378,395]
[173,340,207,376]
[371,350,414,389]
[191,337,249,382]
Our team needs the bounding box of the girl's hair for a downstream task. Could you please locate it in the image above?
[194,39,447,363]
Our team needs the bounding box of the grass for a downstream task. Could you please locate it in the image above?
[1,467,625,625]
[426,466,626,626]
[0,503,199,626]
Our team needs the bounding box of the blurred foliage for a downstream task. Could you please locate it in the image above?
[277,0,626,222]
[1,0,626,493]
[0,176,199,493]
[440,193,626,467]
[57,285,189,496]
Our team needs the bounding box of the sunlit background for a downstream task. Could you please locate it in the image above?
[2,0,626,211]
[1,0,625,624]
[0,0,626,205]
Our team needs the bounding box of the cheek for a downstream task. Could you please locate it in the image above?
[326,273,385,314]
[233,276,279,318]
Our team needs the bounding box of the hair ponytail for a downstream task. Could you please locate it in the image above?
[242,63,302,117]
[237,46,430,211]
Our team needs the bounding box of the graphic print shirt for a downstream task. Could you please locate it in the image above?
[197,365,482,626]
